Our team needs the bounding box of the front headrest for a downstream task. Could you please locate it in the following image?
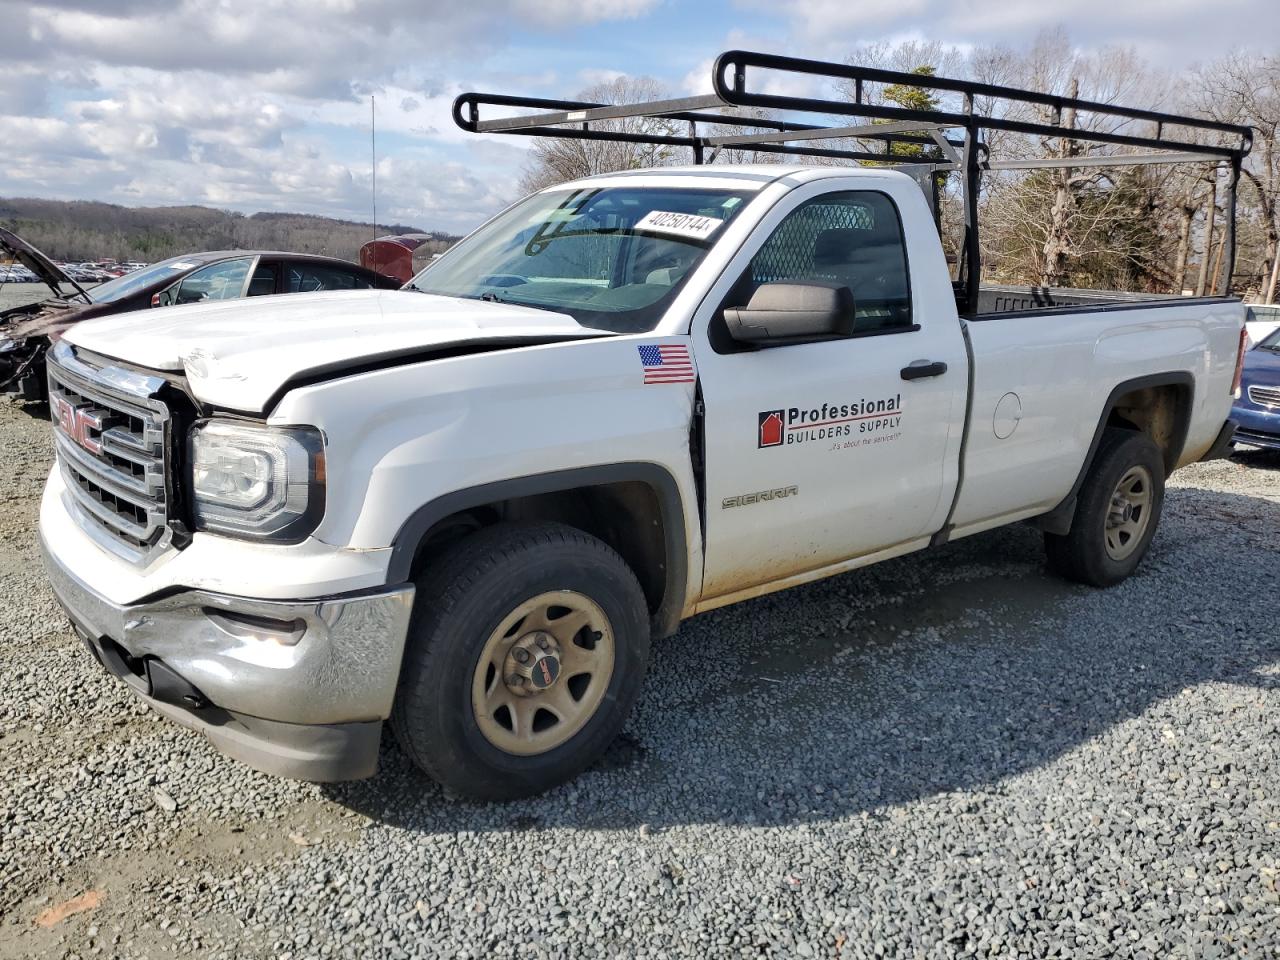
[812,220,900,265]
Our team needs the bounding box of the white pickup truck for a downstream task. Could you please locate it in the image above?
[37,58,1251,799]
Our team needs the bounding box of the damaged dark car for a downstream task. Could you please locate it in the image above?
[0,227,401,401]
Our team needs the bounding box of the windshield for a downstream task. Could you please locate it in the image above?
[408,186,753,333]
[1259,327,1280,351]
[89,256,208,303]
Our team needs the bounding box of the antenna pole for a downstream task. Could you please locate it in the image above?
[371,95,377,241]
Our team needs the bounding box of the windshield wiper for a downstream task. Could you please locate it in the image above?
[477,291,566,315]
[419,288,562,315]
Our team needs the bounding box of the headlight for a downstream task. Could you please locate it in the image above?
[189,420,325,542]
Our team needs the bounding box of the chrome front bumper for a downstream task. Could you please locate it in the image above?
[40,532,415,781]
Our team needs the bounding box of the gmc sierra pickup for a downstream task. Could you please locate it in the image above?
[37,54,1251,799]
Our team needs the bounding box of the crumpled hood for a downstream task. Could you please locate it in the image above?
[64,288,608,411]
[0,226,90,304]
[2,299,85,339]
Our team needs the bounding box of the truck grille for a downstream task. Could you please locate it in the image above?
[47,343,174,563]
[1248,384,1280,408]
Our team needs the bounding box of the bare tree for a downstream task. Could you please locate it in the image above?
[843,40,968,99]
[517,77,680,193]
[0,198,456,264]
[968,32,1189,291]
[835,32,1203,292]
[700,105,786,166]
[1170,170,1208,294]
[1197,52,1280,302]
[1040,76,1081,287]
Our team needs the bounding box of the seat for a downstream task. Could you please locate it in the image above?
[811,222,908,330]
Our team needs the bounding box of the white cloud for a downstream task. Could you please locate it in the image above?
[0,96,522,233]
[12,0,662,100]
[578,68,630,88]
[513,0,659,26]
[735,0,1275,65]
[0,0,657,231]
[1,0,1273,239]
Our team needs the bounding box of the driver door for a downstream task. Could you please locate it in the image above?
[693,184,967,601]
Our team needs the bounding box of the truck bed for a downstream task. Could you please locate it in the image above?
[974,285,1207,319]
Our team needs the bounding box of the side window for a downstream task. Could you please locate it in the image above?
[747,191,912,333]
[174,258,252,304]
[247,262,278,296]
[287,263,372,293]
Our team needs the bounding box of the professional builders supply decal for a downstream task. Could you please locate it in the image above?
[634,210,723,242]
[758,395,903,450]
[638,344,696,384]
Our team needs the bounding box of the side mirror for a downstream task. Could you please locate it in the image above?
[152,284,176,307]
[723,281,855,346]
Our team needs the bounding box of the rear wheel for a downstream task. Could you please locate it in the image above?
[391,522,650,800]
[1045,428,1165,587]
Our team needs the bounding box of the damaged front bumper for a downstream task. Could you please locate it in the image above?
[0,337,45,400]
[40,532,415,781]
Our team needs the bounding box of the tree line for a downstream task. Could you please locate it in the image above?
[518,31,1280,304]
[0,197,460,265]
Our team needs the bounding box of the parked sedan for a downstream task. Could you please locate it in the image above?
[1232,327,1280,451]
[0,227,400,401]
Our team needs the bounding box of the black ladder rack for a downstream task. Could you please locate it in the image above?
[453,49,1254,309]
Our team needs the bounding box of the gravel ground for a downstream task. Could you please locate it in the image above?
[0,282,56,311]
[1,395,1278,959]
[0,282,90,312]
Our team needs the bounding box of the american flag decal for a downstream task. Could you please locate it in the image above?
[638,344,695,384]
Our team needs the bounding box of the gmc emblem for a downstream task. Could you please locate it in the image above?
[51,395,104,455]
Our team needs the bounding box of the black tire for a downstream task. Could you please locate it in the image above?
[1045,428,1165,587]
[391,521,650,800]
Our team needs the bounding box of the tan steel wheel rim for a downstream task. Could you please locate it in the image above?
[471,590,615,756]
[1104,465,1153,561]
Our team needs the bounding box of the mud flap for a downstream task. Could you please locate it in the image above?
[1199,419,1237,462]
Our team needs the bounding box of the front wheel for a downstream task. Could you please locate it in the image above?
[1045,428,1165,587]
[391,522,650,800]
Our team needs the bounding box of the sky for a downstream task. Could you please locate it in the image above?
[0,0,1275,235]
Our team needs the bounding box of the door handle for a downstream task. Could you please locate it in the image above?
[900,360,948,381]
